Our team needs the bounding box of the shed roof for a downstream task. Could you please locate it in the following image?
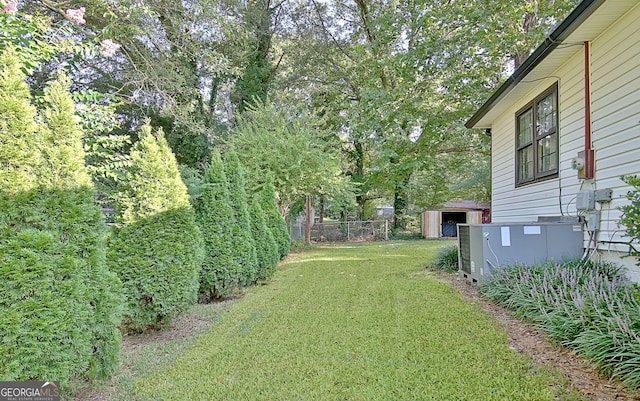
[442,200,490,210]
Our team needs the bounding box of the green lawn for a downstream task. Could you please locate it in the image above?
[132,241,561,401]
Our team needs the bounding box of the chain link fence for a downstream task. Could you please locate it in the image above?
[290,220,389,242]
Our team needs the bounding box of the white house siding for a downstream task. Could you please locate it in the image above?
[490,3,640,281]
[589,3,640,281]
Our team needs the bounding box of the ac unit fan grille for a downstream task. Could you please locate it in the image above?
[458,225,471,274]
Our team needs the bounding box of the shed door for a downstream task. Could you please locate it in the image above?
[422,211,440,239]
[441,211,466,237]
[467,211,482,225]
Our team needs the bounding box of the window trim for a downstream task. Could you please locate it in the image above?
[515,83,559,187]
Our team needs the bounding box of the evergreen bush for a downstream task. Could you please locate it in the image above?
[0,50,122,384]
[249,200,279,281]
[195,152,243,300]
[224,149,258,287]
[108,124,204,332]
[0,46,39,191]
[260,173,290,258]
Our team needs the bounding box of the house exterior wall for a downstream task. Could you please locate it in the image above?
[490,3,640,281]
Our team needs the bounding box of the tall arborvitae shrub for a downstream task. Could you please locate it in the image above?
[260,173,290,258]
[249,201,279,281]
[224,150,258,286]
[39,73,123,379]
[195,152,243,300]
[0,50,123,384]
[108,124,204,332]
[0,47,39,192]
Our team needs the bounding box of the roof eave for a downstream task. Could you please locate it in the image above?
[465,0,606,129]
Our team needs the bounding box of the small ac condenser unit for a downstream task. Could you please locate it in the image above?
[457,222,584,283]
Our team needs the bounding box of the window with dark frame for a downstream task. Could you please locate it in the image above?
[516,84,558,186]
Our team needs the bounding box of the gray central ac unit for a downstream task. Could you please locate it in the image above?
[457,222,584,283]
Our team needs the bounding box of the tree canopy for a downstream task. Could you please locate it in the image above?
[3,0,579,224]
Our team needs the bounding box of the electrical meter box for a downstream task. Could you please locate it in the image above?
[457,222,584,283]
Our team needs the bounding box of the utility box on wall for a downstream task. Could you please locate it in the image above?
[457,222,584,283]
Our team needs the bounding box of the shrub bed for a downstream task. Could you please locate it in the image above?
[480,260,640,389]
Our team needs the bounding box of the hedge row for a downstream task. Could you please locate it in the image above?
[195,152,285,300]
[0,48,122,384]
[260,173,290,258]
[1,47,290,386]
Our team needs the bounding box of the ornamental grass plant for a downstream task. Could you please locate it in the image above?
[433,244,459,272]
[480,259,640,389]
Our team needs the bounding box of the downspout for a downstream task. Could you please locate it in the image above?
[584,41,595,179]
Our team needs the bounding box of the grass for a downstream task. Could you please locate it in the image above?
[127,240,561,400]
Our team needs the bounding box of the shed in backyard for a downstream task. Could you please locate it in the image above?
[421,201,490,239]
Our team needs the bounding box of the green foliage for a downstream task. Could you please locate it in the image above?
[195,152,243,299]
[73,0,249,169]
[480,260,640,389]
[433,244,459,272]
[0,9,95,75]
[0,52,122,384]
[179,164,204,209]
[620,175,640,265]
[232,0,272,113]
[224,149,258,286]
[260,173,290,258]
[0,46,39,192]
[39,72,93,188]
[40,72,123,380]
[229,101,351,215]
[108,124,204,332]
[249,200,279,281]
[75,90,131,207]
[107,207,203,332]
[117,124,192,224]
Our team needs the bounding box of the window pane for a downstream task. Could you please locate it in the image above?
[537,134,557,173]
[518,109,533,146]
[536,92,556,136]
[519,145,533,181]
